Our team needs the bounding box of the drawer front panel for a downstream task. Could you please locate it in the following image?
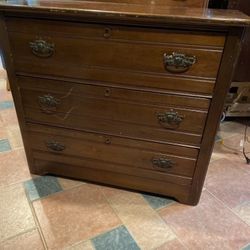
[10,32,223,79]
[7,18,225,97]
[27,124,198,178]
[33,157,192,201]
[7,18,225,47]
[23,109,202,146]
[19,76,211,110]
[19,77,208,146]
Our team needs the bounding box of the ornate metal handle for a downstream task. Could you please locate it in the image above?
[30,40,54,58]
[38,94,60,114]
[157,109,184,129]
[163,52,196,73]
[152,157,175,169]
[46,141,65,152]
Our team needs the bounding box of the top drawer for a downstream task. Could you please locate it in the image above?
[7,18,225,94]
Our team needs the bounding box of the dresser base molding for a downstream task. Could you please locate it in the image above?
[0,1,249,205]
[31,159,193,205]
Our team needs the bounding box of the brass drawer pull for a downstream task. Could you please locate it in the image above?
[30,39,55,58]
[46,141,65,152]
[157,109,184,129]
[38,94,60,114]
[152,157,175,169]
[163,52,196,73]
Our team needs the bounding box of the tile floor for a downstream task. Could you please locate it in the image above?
[0,76,250,250]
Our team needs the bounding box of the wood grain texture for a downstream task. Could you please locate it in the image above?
[7,20,224,79]
[33,157,192,203]
[0,15,36,173]
[18,77,209,139]
[0,1,250,26]
[189,27,244,205]
[26,123,198,178]
[0,2,248,205]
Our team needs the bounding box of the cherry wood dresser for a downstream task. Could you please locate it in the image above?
[0,0,249,205]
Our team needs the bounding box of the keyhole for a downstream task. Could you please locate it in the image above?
[104,28,112,38]
[105,138,111,144]
[104,88,111,97]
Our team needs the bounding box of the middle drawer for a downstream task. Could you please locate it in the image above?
[19,76,210,147]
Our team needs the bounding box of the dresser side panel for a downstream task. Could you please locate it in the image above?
[189,27,244,205]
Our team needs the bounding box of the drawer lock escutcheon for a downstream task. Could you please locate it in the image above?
[38,94,60,114]
[46,141,65,152]
[152,157,175,169]
[157,110,184,129]
[30,39,55,58]
[103,27,112,38]
[163,52,196,73]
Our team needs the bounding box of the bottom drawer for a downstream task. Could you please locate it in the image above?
[26,123,198,180]
[32,158,192,204]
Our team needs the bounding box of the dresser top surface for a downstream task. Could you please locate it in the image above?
[0,0,250,27]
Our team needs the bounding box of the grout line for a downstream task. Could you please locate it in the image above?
[156,201,176,212]
[99,188,140,245]
[57,186,124,249]
[155,205,190,250]
[0,176,32,191]
[155,217,189,250]
[29,179,87,203]
[152,238,188,250]
[24,182,118,249]
[0,227,37,244]
[205,189,250,228]
[23,182,49,250]
[100,187,180,250]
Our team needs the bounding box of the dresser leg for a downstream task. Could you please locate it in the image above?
[173,190,202,206]
[185,191,202,206]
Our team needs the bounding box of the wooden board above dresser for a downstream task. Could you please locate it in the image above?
[0,0,249,205]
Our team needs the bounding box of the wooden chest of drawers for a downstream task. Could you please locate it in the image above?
[0,1,249,205]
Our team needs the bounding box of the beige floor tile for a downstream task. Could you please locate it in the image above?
[65,240,94,250]
[159,190,250,250]
[0,115,4,127]
[0,78,7,89]
[0,89,12,102]
[218,121,246,139]
[7,125,23,149]
[0,108,18,127]
[0,149,31,188]
[58,177,85,190]
[33,184,121,249]
[233,202,250,226]
[205,158,250,209]
[212,141,250,174]
[0,183,36,242]
[156,239,186,250]
[0,229,44,250]
[102,187,176,250]
[222,133,249,153]
[0,126,8,139]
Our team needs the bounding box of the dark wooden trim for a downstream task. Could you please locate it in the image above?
[0,14,35,172]
[188,27,244,205]
[0,2,250,27]
[33,158,192,204]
